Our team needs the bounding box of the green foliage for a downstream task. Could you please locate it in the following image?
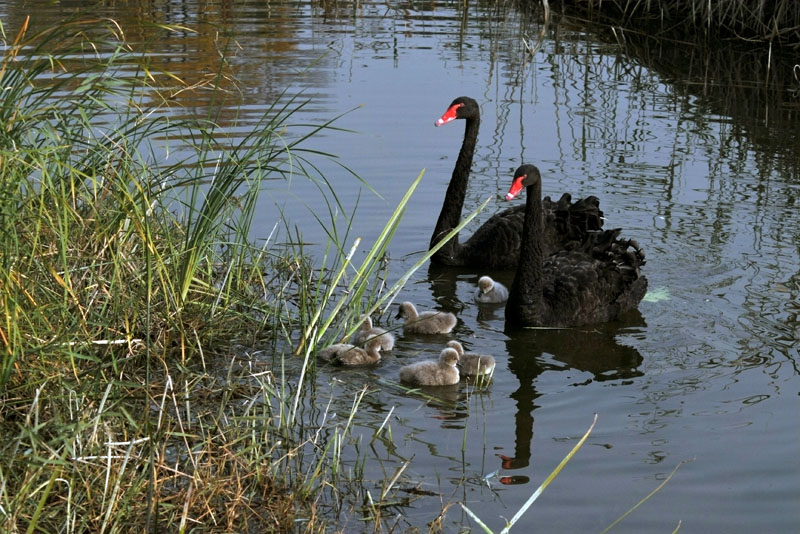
[0,15,493,533]
[0,16,412,532]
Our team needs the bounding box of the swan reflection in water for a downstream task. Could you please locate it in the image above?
[425,262,645,484]
[500,313,645,481]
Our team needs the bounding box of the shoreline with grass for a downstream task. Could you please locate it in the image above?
[0,17,396,531]
[0,17,511,532]
[2,10,764,532]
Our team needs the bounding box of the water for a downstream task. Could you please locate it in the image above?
[3,1,799,532]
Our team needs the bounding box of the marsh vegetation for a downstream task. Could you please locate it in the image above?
[2,1,799,531]
[0,18,415,531]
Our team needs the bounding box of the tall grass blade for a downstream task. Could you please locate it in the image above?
[599,459,689,533]
[462,414,598,534]
[461,505,495,534]
[297,168,491,355]
[499,414,598,533]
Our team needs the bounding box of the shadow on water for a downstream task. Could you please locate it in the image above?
[500,319,644,473]
[426,262,644,478]
[426,263,473,312]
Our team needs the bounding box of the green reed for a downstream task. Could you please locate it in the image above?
[0,17,390,532]
[0,15,632,534]
[0,15,499,532]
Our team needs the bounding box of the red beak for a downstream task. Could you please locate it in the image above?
[505,174,526,200]
[435,102,463,127]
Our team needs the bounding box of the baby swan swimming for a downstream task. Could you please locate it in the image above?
[475,275,509,304]
[398,347,460,386]
[352,315,395,351]
[318,336,382,366]
[446,340,496,377]
[395,301,457,334]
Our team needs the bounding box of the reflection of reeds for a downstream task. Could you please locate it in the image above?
[515,1,800,183]
[552,12,800,182]
[550,0,800,44]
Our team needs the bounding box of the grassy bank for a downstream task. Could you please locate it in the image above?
[0,17,414,532]
[0,14,507,531]
[1,14,649,533]
[548,0,800,45]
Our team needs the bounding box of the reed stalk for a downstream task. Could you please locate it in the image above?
[0,17,431,532]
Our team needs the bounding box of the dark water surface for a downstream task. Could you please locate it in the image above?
[4,1,799,532]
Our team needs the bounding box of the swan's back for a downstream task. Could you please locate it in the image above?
[318,337,382,366]
[459,352,496,377]
[454,194,604,270]
[446,340,495,376]
[353,317,395,351]
[476,276,509,304]
[397,302,457,334]
[399,348,460,386]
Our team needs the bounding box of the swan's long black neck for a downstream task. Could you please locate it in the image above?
[507,181,544,325]
[429,115,479,261]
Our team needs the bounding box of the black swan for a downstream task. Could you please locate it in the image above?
[398,347,460,386]
[395,301,457,334]
[446,340,496,377]
[504,164,647,328]
[352,315,395,351]
[430,96,605,269]
[475,275,509,304]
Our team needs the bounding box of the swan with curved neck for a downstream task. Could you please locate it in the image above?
[395,301,457,334]
[504,164,647,328]
[430,96,605,269]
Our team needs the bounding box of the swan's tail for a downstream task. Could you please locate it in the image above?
[542,193,605,254]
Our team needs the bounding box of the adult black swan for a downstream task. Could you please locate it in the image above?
[504,164,647,328]
[430,96,604,269]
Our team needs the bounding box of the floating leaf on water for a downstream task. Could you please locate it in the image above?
[643,286,671,302]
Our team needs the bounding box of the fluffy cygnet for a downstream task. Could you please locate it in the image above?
[398,347,460,386]
[395,301,457,334]
[475,275,509,304]
[318,335,382,366]
[446,340,496,377]
[352,315,395,351]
